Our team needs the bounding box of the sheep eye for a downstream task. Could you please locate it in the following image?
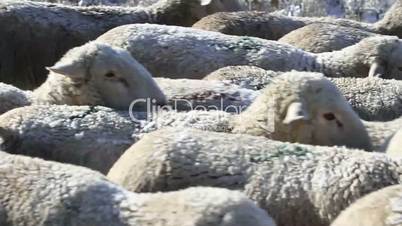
[323,113,336,121]
[105,72,115,78]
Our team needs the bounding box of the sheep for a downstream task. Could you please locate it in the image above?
[0,151,276,226]
[192,0,402,41]
[1,40,255,113]
[205,66,402,121]
[0,105,139,173]
[204,67,402,150]
[330,184,402,226]
[33,41,167,109]
[0,83,32,115]
[230,71,372,150]
[0,104,237,173]
[107,127,402,226]
[97,24,402,80]
[278,23,378,53]
[0,0,240,89]
[0,72,373,173]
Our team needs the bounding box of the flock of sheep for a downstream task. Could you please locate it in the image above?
[3,0,402,225]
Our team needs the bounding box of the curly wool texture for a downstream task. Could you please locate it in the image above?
[97,24,402,79]
[4,40,255,112]
[333,77,402,122]
[107,127,402,226]
[364,117,402,152]
[97,23,312,79]
[204,66,280,90]
[192,11,374,41]
[205,66,402,121]
[0,105,235,173]
[0,83,32,115]
[331,184,402,226]
[29,40,254,110]
[0,72,372,173]
[0,105,138,173]
[0,0,228,89]
[0,151,275,226]
[278,23,377,53]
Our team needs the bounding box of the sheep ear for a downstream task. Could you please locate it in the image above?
[46,62,84,79]
[283,102,310,124]
[368,61,385,78]
[200,0,212,6]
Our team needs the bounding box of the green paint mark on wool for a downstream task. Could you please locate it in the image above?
[249,145,309,163]
[230,37,263,51]
[210,37,263,52]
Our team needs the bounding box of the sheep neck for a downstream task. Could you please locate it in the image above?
[314,50,369,78]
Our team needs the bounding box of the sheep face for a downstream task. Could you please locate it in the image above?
[88,45,166,109]
[368,41,402,79]
[234,72,372,151]
[304,79,372,151]
[279,76,372,150]
[44,42,166,109]
[364,37,402,79]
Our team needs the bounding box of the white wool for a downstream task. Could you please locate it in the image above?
[331,184,402,226]
[108,127,402,226]
[97,24,402,80]
[205,66,402,122]
[0,82,32,115]
[0,72,372,175]
[0,151,276,226]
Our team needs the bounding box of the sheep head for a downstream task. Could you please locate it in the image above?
[354,36,402,79]
[375,0,402,38]
[42,42,166,109]
[233,71,373,151]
